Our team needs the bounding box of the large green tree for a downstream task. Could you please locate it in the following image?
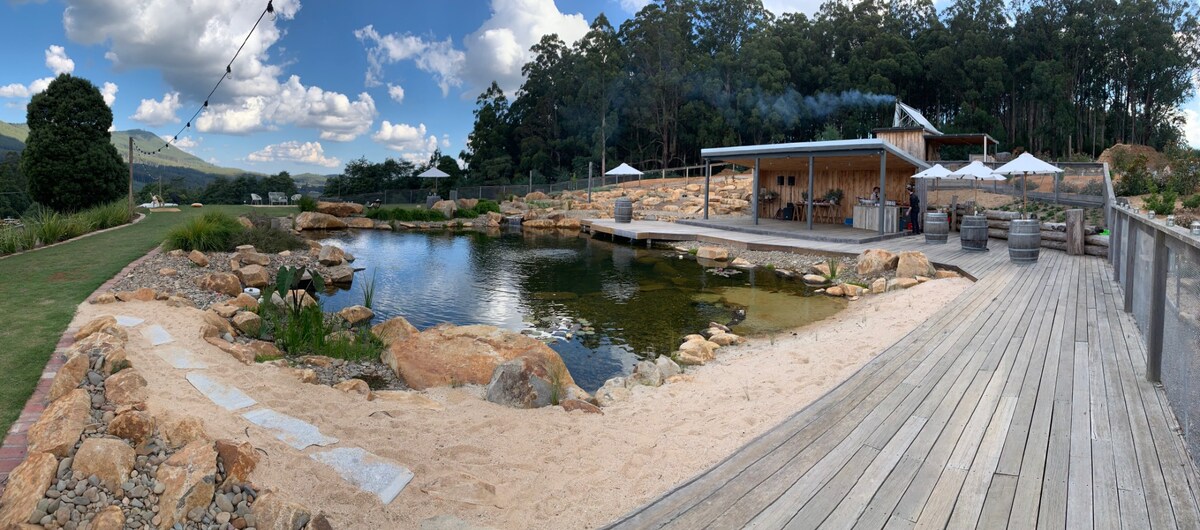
[21,74,126,211]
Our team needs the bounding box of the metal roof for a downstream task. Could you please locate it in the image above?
[700,138,930,170]
[924,133,999,146]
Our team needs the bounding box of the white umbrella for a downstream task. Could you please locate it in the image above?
[418,167,450,196]
[604,163,642,176]
[993,153,1062,215]
[911,164,954,208]
[949,161,1006,210]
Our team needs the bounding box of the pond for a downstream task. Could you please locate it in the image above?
[308,229,845,391]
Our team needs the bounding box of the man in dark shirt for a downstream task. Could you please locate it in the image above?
[908,185,922,234]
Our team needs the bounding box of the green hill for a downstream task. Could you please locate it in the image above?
[292,172,334,187]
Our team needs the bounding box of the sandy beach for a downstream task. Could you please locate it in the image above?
[71,276,972,529]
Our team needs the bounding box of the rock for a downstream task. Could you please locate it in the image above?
[195,272,242,297]
[104,369,148,406]
[232,312,262,336]
[826,285,845,297]
[296,211,349,230]
[809,262,832,276]
[842,284,865,297]
[73,315,117,341]
[346,217,375,229]
[273,290,317,309]
[247,340,284,360]
[161,416,208,450]
[333,378,372,398]
[384,324,575,390]
[895,251,935,278]
[237,217,254,229]
[326,264,354,284]
[27,389,90,457]
[708,332,745,346]
[916,275,930,283]
[235,264,269,288]
[655,356,681,379]
[522,218,556,229]
[89,505,124,530]
[485,211,504,227]
[315,201,364,217]
[157,441,218,529]
[159,267,178,276]
[432,200,457,219]
[485,358,560,409]
[92,292,117,304]
[48,351,89,402]
[855,249,898,276]
[337,305,374,326]
[108,411,155,448]
[628,360,663,387]
[204,336,256,365]
[456,198,479,210]
[555,217,582,230]
[188,250,209,267]
[191,202,203,207]
[202,309,237,339]
[887,277,920,291]
[241,252,271,266]
[166,295,196,308]
[318,245,346,266]
[525,191,548,201]
[115,287,157,302]
[372,316,420,346]
[729,257,754,269]
[214,440,259,487]
[594,378,631,406]
[676,337,720,366]
[212,303,239,318]
[695,246,728,261]
[871,278,887,294]
[230,292,259,310]
[935,269,961,279]
[294,368,319,384]
[252,492,312,530]
[72,438,135,491]
[802,274,828,285]
[168,249,186,257]
[0,452,57,528]
[561,399,603,414]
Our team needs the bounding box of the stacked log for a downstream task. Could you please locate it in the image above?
[981,209,1108,256]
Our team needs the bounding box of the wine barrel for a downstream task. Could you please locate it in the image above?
[960,215,989,251]
[925,212,948,244]
[1008,219,1041,263]
[614,197,633,223]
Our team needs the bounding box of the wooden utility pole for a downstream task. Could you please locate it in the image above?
[127,137,134,217]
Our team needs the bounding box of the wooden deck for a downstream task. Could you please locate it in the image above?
[600,220,1200,529]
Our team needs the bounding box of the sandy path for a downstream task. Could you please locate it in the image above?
[72,276,972,529]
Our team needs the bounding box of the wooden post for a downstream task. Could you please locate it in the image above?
[1146,229,1167,382]
[950,195,958,231]
[752,157,760,225]
[878,150,886,235]
[127,137,134,217]
[806,155,814,231]
[703,161,711,220]
[587,162,592,204]
[1123,216,1136,312]
[1065,209,1085,255]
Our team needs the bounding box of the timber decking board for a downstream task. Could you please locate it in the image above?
[599,221,1200,530]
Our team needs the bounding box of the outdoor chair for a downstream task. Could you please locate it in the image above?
[290,194,302,204]
[250,193,263,205]
[268,192,288,205]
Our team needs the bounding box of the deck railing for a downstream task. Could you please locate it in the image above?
[1109,199,1200,465]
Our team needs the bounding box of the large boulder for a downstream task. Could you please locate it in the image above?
[232,311,262,336]
[251,492,312,530]
[195,272,242,297]
[214,439,259,487]
[457,198,479,210]
[856,249,898,276]
[372,316,419,346]
[696,246,728,261]
[895,251,936,278]
[432,200,457,219]
[90,506,125,530]
[157,440,218,529]
[338,305,374,326]
[296,212,349,230]
[345,217,376,229]
[326,265,354,284]
[240,252,271,266]
[676,337,720,366]
[236,264,269,288]
[105,368,148,406]
[72,437,135,491]
[74,315,117,342]
[188,250,209,267]
[318,245,345,266]
[0,452,57,528]
[316,201,364,217]
[27,388,90,457]
[162,416,209,450]
[485,358,558,409]
[383,324,575,390]
[108,410,156,447]
[48,350,89,402]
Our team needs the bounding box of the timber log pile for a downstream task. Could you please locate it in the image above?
[981,209,1109,257]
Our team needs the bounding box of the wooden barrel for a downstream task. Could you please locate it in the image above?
[1008,219,1041,263]
[925,213,948,244]
[960,215,989,251]
[614,197,633,223]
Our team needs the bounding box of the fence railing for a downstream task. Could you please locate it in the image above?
[928,160,1108,208]
[1109,203,1200,465]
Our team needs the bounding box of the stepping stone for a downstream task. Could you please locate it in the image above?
[309,447,413,504]
[143,325,174,346]
[186,373,256,411]
[155,346,208,369]
[241,409,338,450]
[115,315,145,327]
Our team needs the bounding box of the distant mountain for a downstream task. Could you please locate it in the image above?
[292,172,334,187]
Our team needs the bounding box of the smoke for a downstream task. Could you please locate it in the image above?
[753,89,896,127]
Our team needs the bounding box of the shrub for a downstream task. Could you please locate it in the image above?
[256,302,385,361]
[454,199,501,219]
[230,225,306,253]
[366,206,446,222]
[1183,194,1200,210]
[82,201,133,230]
[1114,154,1157,197]
[1080,180,1105,196]
[1144,191,1178,215]
[164,211,244,251]
[297,195,318,212]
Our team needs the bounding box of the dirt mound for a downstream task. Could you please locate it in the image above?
[1098,144,1169,174]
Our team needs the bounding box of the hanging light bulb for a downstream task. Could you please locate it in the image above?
[267,0,274,13]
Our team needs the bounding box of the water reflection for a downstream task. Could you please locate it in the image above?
[309,229,845,391]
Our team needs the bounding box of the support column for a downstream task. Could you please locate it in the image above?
[1123,218,1136,312]
[878,151,887,235]
[806,155,814,231]
[752,157,760,226]
[1147,229,1167,382]
[703,161,711,220]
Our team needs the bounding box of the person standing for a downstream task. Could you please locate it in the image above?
[908,185,922,234]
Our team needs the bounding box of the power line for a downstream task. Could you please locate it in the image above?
[131,0,275,156]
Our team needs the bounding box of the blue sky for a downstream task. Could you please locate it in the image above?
[2,0,1197,176]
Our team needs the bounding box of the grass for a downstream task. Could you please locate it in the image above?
[0,201,133,256]
[0,204,293,437]
[163,211,245,251]
[255,302,384,361]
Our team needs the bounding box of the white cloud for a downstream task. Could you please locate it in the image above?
[99,82,118,107]
[387,83,405,104]
[44,45,75,75]
[162,134,200,152]
[372,120,439,161]
[461,0,589,94]
[354,25,464,96]
[0,83,34,99]
[62,0,374,140]
[619,0,650,13]
[1184,108,1200,148]
[248,140,341,168]
[132,92,183,126]
[761,0,825,15]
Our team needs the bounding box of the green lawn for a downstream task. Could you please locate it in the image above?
[0,205,295,436]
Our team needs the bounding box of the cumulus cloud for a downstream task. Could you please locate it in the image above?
[133,92,183,126]
[162,134,200,152]
[618,0,819,16]
[62,0,375,140]
[387,83,405,104]
[354,25,464,96]
[44,45,75,75]
[619,0,650,13]
[100,82,118,107]
[248,140,341,168]
[372,121,439,161]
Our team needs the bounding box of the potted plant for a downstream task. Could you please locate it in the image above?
[760,189,779,201]
[824,188,844,205]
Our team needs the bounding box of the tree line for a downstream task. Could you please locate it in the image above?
[461,0,1200,185]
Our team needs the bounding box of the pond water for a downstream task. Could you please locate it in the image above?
[308,229,845,391]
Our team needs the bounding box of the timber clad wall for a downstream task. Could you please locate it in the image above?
[756,169,913,221]
[875,129,926,161]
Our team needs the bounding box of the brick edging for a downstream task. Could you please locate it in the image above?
[0,245,162,493]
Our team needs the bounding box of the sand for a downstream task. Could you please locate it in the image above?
[72,276,972,529]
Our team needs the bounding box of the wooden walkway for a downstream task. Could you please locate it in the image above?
[599,221,1200,529]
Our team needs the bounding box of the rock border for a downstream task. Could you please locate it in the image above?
[0,212,146,263]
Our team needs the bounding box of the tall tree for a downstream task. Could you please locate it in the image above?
[463,82,516,185]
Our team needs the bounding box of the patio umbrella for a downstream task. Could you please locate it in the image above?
[949,161,1006,211]
[911,164,953,206]
[993,153,1063,216]
[605,163,642,176]
[418,167,450,196]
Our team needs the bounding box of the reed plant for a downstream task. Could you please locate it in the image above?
[163,211,244,251]
[360,269,378,310]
